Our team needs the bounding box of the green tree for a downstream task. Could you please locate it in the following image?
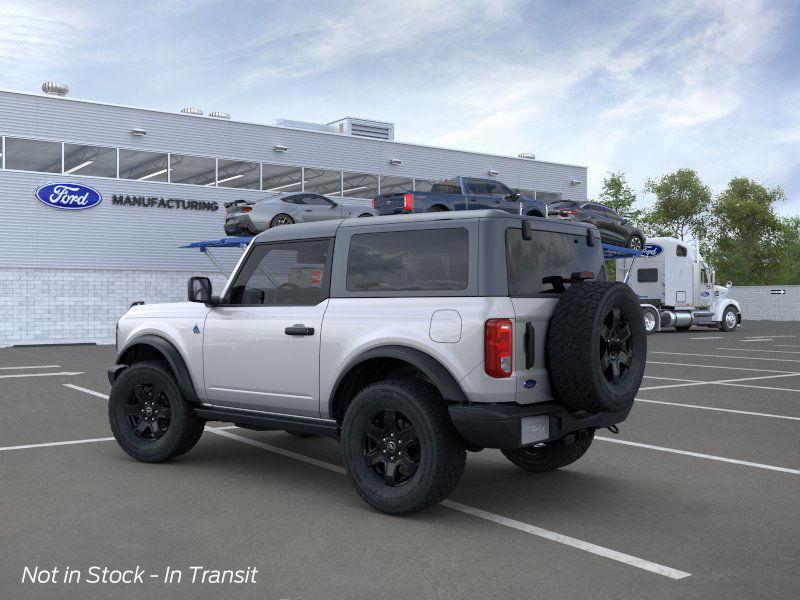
[706,177,788,285]
[599,171,643,226]
[642,169,711,241]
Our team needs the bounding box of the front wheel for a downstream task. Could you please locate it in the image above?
[341,380,465,515]
[643,307,658,335]
[502,430,594,472]
[108,361,204,462]
[720,306,738,332]
[627,235,644,251]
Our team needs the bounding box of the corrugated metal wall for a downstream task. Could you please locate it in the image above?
[0,89,587,272]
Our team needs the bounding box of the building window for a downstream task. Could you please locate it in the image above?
[341,172,378,198]
[379,175,413,195]
[63,144,117,177]
[304,168,342,196]
[262,163,302,193]
[4,138,61,173]
[414,178,436,192]
[217,159,260,189]
[119,149,169,182]
[170,154,216,186]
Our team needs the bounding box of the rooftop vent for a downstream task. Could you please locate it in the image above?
[269,119,337,134]
[328,117,394,141]
[42,82,69,97]
[518,152,536,160]
[180,107,203,116]
[209,111,230,119]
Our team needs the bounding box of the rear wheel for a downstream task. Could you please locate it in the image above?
[270,213,294,227]
[429,205,448,212]
[720,306,738,332]
[502,430,594,472]
[108,361,204,462]
[341,380,465,514]
[627,235,644,251]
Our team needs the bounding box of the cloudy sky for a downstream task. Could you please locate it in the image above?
[2,0,799,213]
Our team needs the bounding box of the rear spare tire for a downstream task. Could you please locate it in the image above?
[546,281,646,413]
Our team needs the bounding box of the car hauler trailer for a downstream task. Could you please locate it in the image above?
[615,237,742,334]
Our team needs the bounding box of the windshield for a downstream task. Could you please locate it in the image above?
[506,227,603,295]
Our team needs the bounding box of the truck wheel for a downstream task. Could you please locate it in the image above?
[502,430,594,472]
[547,281,646,413]
[719,306,738,332]
[341,380,465,515]
[643,307,658,335]
[108,361,204,463]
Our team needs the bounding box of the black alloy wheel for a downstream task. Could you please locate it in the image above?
[363,408,420,486]
[599,307,632,384]
[126,382,172,440]
[271,214,294,227]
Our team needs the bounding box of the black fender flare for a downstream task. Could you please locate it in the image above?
[328,345,468,419]
[113,334,200,403]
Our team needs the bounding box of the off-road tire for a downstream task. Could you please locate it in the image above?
[341,380,465,515]
[719,306,738,332]
[108,361,204,463]
[502,430,595,472]
[546,281,646,413]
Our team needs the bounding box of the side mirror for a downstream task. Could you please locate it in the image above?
[726,281,732,289]
[329,201,339,208]
[188,276,213,304]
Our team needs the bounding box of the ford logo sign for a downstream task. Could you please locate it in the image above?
[35,183,102,210]
[701,290,710,297]
[642,243,663,257]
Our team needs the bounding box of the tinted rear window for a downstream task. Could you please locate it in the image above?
[430,181,462,194]
[347,229,468,292]
[506,228,603,295]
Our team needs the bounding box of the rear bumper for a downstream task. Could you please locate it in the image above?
[448,401,632,450]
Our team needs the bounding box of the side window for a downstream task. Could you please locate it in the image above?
[465,179,489,195]
[346,229,468,292]
[282,195,304,205]
[637,268,659,283]
[700,269,709,284]
[676,245,688,257]
[227,239,332,306]
[485,181,512,197]
[304,194,333,206]
[430,180,461,194]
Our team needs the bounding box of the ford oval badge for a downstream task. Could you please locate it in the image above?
[642,243,663,257]
[35,183,102,210]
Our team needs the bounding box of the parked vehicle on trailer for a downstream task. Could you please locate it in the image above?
[615,236,742,334]
[371,176,547,218]
[549,200,646,250]
[108,210,646,514]
[224,192,376,235]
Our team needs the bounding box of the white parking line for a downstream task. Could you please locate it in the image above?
[0,437,115,452]
[647,360,798,374]
[0,364,61,370]
[207,427,691,579]
[63,383,111,399]
[776,344,800,349]
[716,348,800,355]
[639,372,800,391]
[0,371,84,379]
[690,336,723,340]
[643,375,703,383]
[740,339,774,342]
[635,398,800,421]
[651,351,800,364]
[45,384,691,580]
[717,382,800,394]
[596,437,800,475]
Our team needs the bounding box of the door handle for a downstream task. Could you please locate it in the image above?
[285,324,314,336]
[303,209,313,212]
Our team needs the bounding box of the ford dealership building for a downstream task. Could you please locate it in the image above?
[0,85,587,346]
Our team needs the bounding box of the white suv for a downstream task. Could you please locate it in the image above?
[108,210,646,514]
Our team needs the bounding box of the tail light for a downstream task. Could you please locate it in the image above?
[560,209,577,216]
[402,193,414,212]
[241,207,252,213]
[485,319,513,378]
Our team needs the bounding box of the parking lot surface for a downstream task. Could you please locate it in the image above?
[2,321,799,599]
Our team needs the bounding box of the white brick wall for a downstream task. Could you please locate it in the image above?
[0,268,228,347]
[729,285,800,322]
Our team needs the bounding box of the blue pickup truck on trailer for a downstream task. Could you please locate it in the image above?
[371,176,548,217]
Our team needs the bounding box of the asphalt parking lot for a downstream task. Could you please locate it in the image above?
[2,321,799,600]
